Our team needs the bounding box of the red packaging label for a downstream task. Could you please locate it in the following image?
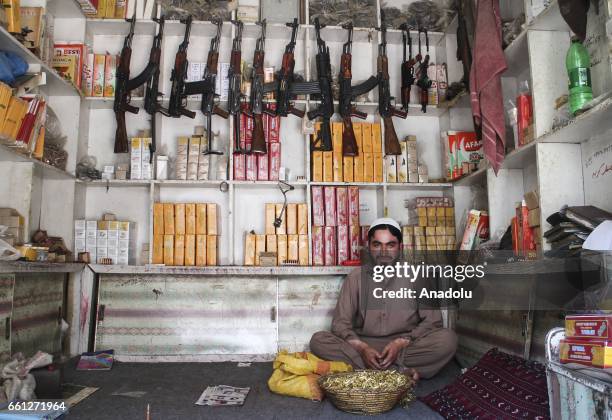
[239,109,247,150]
[246,154,257,181]
[517,94,532,146]
[477,212,489,241]
[257,153,269,180]
[324,226,336,266]
[336,187,348,226]
[337,225,350,264]
[269,143,281,180]
[350,225,361,260]
[311,186,325,226]
[233,153,246,180]
[521,203,536,258]
[560,338,612,368]
[324,187,337,227]
[566,315,612,340]
[312,226,324,266]
[348,187,360,225]
[245,110,254,148]
[269,109,280,143]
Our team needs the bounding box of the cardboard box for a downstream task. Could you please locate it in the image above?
[207,203,217,235]
[153,235,163,263]
[266,235,277,254]
[397,150,408,183]
[257,153,269,181]
[363,153,374,182]
[297,203,308,235]
[244,233,256,266]
[265,203,277,234]
[337,225,350,264]
[295,234,307,266]
[196,204,207,235]
[524,191,539,210]
[130,138,142,180]
[528,208,540,227]
[255,234,266,265]
[269,143,281,181]
[324,226,336,266]
[362,124,373,153]
[373,153,383,183]
[233,153,246,180]
[185,235,195,266]
[560,338,612,368]
[207,235,217,266]
[343,156,354,182]
[311,186,325,226]
[174,203,186,235]
[163,203,175,235]
[153,203,164,236]
[372,123,383,154]
[336,187,348,226]
[246,154,257,181]
[92,54,105,97]
[385,155,397,183]
[277,234,288,265]
[353,123,364,182]
[312,151,323,181]
[286,203,298,235]
[323,151,334,182]
[348,187,359,226]
[196,235,207,266]
[174,235,185,266]
[175,137,189,180]
[287,234,299,263]
[275,203,287,234]
[163,235,174,266]
[349,225,361,260]
[332,122,343,182]
[324,187,337,227]
[184,204,196,235]
[187,136,200,180]
[566,315,612,340]
[312,226,324,266]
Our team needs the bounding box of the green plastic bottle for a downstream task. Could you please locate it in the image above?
[566,36,593,115]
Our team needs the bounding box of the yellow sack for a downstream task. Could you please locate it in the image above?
[268,350,353,401]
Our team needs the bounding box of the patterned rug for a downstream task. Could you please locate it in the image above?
[420,348,550,419]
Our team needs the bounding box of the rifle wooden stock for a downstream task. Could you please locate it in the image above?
[382,116,401,155]
[207,51,219,76]
[251,114,267,154]
[181,107,196,119]
[290,106,305,118]
[213,105,229,119]
[114,111,129,153]
[342,116,358,157]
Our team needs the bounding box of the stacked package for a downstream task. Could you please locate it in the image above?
[442,131,483,181]
[386,136,428,184]
[153,202,218,266]
[130,134,153,180]
[234,104,281,181]
[75,218,134,265]
[0,83,47,157]
[80,52,118,97]
[78,0,157,19]
[244,203,309,266]
[311,186,361,266]
[459,209,488,252]
[405,197,457,252]
[175,127,227,181]
[311,122,383,183]
[0,208,24,246]
[560,314,612,369]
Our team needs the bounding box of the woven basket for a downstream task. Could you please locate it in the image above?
[318,370,415,415]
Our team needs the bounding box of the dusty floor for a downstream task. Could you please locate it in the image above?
[63,358,461,419]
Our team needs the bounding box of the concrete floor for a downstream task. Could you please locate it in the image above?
[63,358,461,419]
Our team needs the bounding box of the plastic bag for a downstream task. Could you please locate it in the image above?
[1,351,53,401]
[268,350,352,401]
[0,228,21,260]
[0,51,28,85]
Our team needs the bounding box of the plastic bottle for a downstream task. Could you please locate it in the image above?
[566,36,593,115]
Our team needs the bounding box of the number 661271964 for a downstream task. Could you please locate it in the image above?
[7,401,66,411]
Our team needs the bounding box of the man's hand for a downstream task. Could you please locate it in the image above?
[380,338,410,369]
[349,340,383,370]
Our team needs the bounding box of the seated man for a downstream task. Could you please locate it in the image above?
[310,218,457,380]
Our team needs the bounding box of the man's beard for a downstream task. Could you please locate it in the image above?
[373,251,399,266]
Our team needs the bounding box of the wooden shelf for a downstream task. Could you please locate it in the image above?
[0,27,81,96]
[0,261,86,273]
[89,264,354,276]
[0,143,75,179]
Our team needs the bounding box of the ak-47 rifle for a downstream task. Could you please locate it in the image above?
[264,18,312,119]
[113,9,139,153]
[140,16,169,162]
[399,23,416,111]
[168,15,195,119]
[246,19,272,154]
[416,28,432,113]
[196,19,229,155]
[376,10,407,155]
[225,20,246,153]
[338,22,378,157]
[308,18,334,152]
